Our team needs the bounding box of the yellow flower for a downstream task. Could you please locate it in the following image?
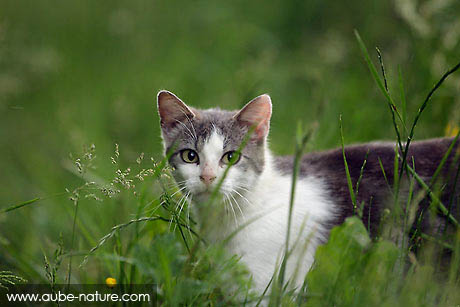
[105,277,117,288]
[445,122,460,137]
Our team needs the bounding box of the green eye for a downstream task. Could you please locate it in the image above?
[180,149,199,163]
[221,151,240,165]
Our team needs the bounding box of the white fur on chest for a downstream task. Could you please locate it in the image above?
[225,157,335,292]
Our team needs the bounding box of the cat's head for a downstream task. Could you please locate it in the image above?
[157,90,272,202]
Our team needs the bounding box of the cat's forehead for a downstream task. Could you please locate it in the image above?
[169,107,248,152]
[193,108,236,139]
[195,108,248,149]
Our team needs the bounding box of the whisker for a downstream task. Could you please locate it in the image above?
[165,180,187,189]
[174,192,188,211]
[178,192,189,216]
[225,193,238,228]
[229,192,245,221]
[174,191,190,232]
[165,181,187,189]
[173,179,189,185]
[142,199,166,215]
[232,189,252,209]
[234,185,250,192]
[187,194,193,239]
[170,193,187,231]
[170,186,187,198]
[224,197,229,215]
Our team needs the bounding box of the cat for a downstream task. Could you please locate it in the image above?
[156,90,460,292]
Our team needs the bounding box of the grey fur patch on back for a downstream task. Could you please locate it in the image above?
[274,137,460,236]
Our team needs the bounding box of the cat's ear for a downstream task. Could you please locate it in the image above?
[157,90,196,129]
[234,94,272,141]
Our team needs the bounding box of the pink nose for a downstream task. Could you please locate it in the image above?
[200,174,216,185]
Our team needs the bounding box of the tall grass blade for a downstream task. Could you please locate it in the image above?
[354,30,406,136]
[406,164,459,226]
[399,61,460,178]
[255,275,273,307]
[378,157,392,194]
[277,123,313,303]
[1,192,68,214]
[429,131,460,187]
[81,216,202,267]
[398,66,407,134]
[355,149,369,197]
[340,115,357,213]
[375,46,404,155]
[67,198,80,289]
[1,198,41,213]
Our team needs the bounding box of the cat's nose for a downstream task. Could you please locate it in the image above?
[200,174,216,185]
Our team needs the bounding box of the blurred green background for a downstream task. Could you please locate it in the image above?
[1,0,459,283]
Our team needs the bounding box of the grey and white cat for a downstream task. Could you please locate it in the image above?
[156,90,459,292]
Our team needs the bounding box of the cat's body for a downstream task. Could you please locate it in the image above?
[278,137,460,237]
[156,90,460,292]
[221,148,335,291]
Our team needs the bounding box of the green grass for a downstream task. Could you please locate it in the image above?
[1,0,460,306]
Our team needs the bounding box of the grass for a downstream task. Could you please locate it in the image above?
[2,0,460,305]
[1,43,460,305]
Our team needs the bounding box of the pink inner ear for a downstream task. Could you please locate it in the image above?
[236,94,272,140]
[157,91,195,127]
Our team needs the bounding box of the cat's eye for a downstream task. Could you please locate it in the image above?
[180,149,199,164]
[221,151,241,165]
